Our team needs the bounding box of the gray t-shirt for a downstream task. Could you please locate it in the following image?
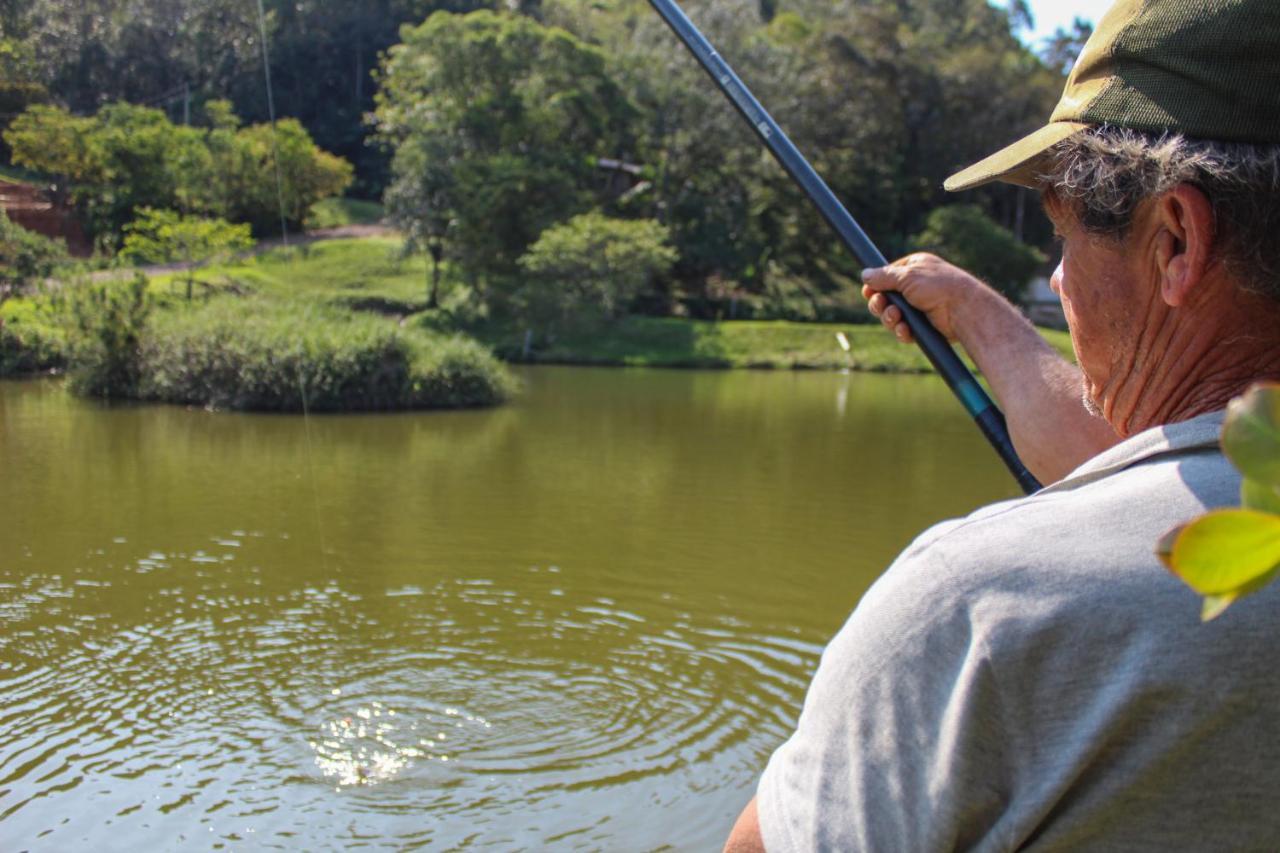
[758,411,1280,851]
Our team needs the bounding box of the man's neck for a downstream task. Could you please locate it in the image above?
[1102,290,1280,437]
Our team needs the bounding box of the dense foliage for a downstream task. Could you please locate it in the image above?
[374,1,1061,316]
[1,0,1075,337]
[0,273,514,409]
[0,0,491,194]
[376,11,639,290]
[4,100,351,243]
[0,295,67,374]
[518,213,676,326]
[911,205,1046,301]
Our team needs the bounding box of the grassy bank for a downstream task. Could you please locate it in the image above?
[179,236,1073,372]
[1,248,514,411]
[471,316,1038,371]
[1,234,1074,413]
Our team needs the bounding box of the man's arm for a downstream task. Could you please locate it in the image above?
[862,254,1118,483]
[724,796,765,853]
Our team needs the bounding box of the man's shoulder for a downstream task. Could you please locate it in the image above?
[906,441,1236,583]
[850,443,1239,648]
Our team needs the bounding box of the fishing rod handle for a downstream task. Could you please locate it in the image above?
[647,0,1041,494]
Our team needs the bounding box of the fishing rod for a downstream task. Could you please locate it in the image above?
[647,0,1041,495]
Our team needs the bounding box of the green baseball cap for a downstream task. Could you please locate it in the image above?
[946,0,1280,191]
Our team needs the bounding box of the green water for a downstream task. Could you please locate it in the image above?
[0,367,1016,850]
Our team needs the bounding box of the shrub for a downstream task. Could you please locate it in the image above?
[0,209,68,292]
[910,205,1046,302]
[66,274,151,397]
[517,213,676,328]
[135,298,512,411]
[0,296,68,374]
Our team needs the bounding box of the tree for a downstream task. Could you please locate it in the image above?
[120,208,254,301]
[15,0,259,116]
[547,0,1060,298]
[228,0,497,195]
[5,100,351,244]
[1041,18,1093,76]
[374,10,640,298]
[518,212,676,326]
[384,140,453,308]
[910,204,1044,301]
[220,119,354,234]
[0,37,49,161]
[6,102,210,241]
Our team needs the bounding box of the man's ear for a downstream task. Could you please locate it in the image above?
[1153,184,1215,308]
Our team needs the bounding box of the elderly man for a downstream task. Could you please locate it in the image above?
[726,1,1280,850]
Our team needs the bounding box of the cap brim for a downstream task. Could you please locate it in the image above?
[944,121,1090,192]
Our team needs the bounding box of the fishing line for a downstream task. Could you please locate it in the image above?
[295,356,332,576]
[251,0,330,573]
[254,0,290,248]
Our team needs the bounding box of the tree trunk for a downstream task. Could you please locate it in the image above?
[428,256,440,308]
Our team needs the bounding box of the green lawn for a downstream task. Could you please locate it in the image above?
[157,236,435,312]
[474,315,1073,372]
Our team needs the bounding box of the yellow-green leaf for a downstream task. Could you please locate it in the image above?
[1223,383,1280,488]
[1160,508,1280,595]
[1201,593,1240,622]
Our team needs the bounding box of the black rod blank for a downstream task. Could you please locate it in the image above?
[647,0,1041,494]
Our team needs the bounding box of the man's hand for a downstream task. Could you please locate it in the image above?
[861,252,994,344]
[860,251,1119,483]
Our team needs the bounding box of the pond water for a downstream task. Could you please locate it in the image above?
[0,366,1017,850]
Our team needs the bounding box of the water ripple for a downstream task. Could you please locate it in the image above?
[0,534,824,849]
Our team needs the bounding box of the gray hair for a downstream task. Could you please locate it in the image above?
[1043,127,1280,302]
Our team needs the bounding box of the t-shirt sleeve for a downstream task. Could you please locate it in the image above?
[756,544,1018,852]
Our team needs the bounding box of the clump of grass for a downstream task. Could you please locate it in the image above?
[136,298,513,411]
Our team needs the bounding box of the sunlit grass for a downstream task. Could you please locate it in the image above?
[153,237,437,313]
[306,197,386,229]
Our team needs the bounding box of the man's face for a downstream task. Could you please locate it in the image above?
[1044,195,1156,425]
